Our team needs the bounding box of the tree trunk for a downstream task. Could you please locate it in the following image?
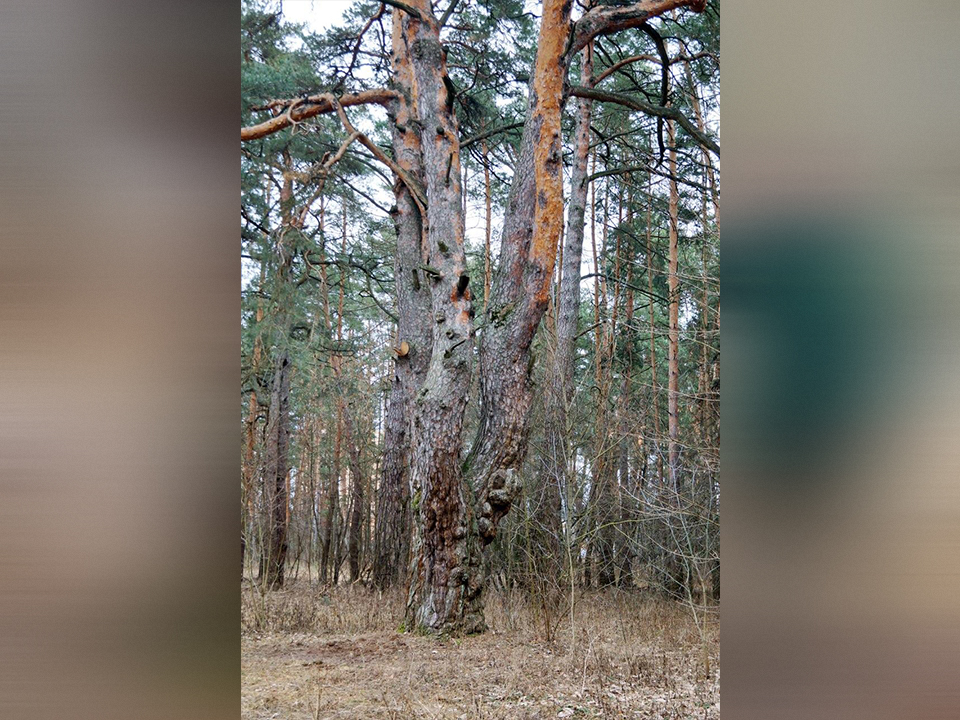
[617,193,636,587]
[260,351,291,589]
[346,406,365,582]
[666,118,680,494]
[645,172,662,484]
[400,1,479,634]
[482,139,492,306]
[372,11,432,589]
[242,251,267,578]
[258,154,295,590]
[536,35,593,596]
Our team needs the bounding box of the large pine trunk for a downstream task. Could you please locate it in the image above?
[399,0,480,635]
[371,11,433,589]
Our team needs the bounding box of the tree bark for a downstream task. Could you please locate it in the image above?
[260,351,291,589]
[371,9,433,590]
[346,405,365,582]
[666,118,680,494]
[399,0,479,634]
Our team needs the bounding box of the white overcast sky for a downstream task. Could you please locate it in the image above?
[279,0,352,30]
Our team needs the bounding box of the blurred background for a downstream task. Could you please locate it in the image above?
[724,0,960,717]
[0,0,957,718]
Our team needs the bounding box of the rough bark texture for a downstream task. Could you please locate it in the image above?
[399,1,479,635]
[468,0,573,551]
[260,351,290,589]
[346,406,365,582]
[371,10,433,590]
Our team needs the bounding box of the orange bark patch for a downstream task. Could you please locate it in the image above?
[529,0,571,300]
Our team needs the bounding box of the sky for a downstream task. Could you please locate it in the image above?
[278,0,352,30]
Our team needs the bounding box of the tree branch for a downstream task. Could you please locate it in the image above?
[379,0,425,22]
[569,85,718,155]
[568,0,705,59]
[324,95,429,214]
[438,0,461,28]
[460,121,525,149]
[593,51,715,85]
[241,89,397,141]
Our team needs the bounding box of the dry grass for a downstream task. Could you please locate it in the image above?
[241,581,719,719]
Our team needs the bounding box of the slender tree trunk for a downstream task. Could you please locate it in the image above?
[242,253,267,577]
[666,118,680,494]
[261,351,291,589]
[482,139,492,306]
[617,193,636,587]
[645,172,662,485]
[593,185,620,589]
[346,405,365,582]
[259,154,295,589]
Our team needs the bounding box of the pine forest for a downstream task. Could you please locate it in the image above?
[240,0,718,715]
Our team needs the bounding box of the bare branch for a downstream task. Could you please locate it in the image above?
[241,89,397,142]
[569,85,718,155]
[593,50,715,85]
[295,131,362,226]
[461,121,525,149]
[324,94,429,214]
[438,0,461,28]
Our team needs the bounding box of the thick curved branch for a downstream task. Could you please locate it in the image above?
[322,94,428,213]
[570,85,718,155]
[240,89,397,141]
[568,0,705,59]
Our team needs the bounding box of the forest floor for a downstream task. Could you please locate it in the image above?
[241,580,719,719]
